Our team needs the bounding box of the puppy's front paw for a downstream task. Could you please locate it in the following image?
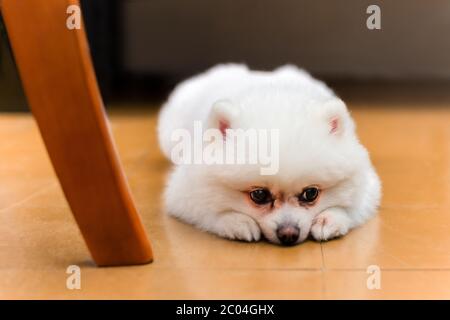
[311,210,351,241]
[216,213,261,242]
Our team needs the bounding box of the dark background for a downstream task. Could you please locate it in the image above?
[1,0,450,111]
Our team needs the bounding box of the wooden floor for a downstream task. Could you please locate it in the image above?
[1,94,450,299]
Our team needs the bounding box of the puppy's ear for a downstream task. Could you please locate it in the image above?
[323,99,349,136]
[209,99,241,136]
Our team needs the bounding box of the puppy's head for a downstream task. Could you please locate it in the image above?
[206,94,370,245]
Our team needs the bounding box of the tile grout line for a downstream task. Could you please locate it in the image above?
[320,242,327,297]
[82,266,450,272]
[0,181,57,213]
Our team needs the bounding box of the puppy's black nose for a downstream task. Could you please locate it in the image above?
[276,226,300,246]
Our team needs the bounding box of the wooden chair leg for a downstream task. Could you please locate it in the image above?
[1,0,153,266]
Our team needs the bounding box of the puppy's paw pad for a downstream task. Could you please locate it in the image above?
[219,214,261,242]
[311,212,349,241]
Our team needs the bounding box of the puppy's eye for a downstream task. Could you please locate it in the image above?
[298,187,320,204]
[249,188,272,205]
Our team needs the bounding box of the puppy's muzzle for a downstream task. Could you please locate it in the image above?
[276,225,300,246]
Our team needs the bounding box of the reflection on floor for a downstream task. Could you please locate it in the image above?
[0,94,449,299]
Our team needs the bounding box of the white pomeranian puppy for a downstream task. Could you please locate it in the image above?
[158,64,381,246]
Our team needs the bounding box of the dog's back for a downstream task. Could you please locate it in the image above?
[157,64,333,159]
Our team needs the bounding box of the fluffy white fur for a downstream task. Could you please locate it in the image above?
[158,64,381,245]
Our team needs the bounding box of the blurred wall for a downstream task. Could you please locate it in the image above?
[0,17,27,111]
[121,0,450,80]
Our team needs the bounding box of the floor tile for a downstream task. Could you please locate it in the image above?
[324,270,450,299]
[0,268,324,299]
[0,103,449,299]
[322,207,450,269]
